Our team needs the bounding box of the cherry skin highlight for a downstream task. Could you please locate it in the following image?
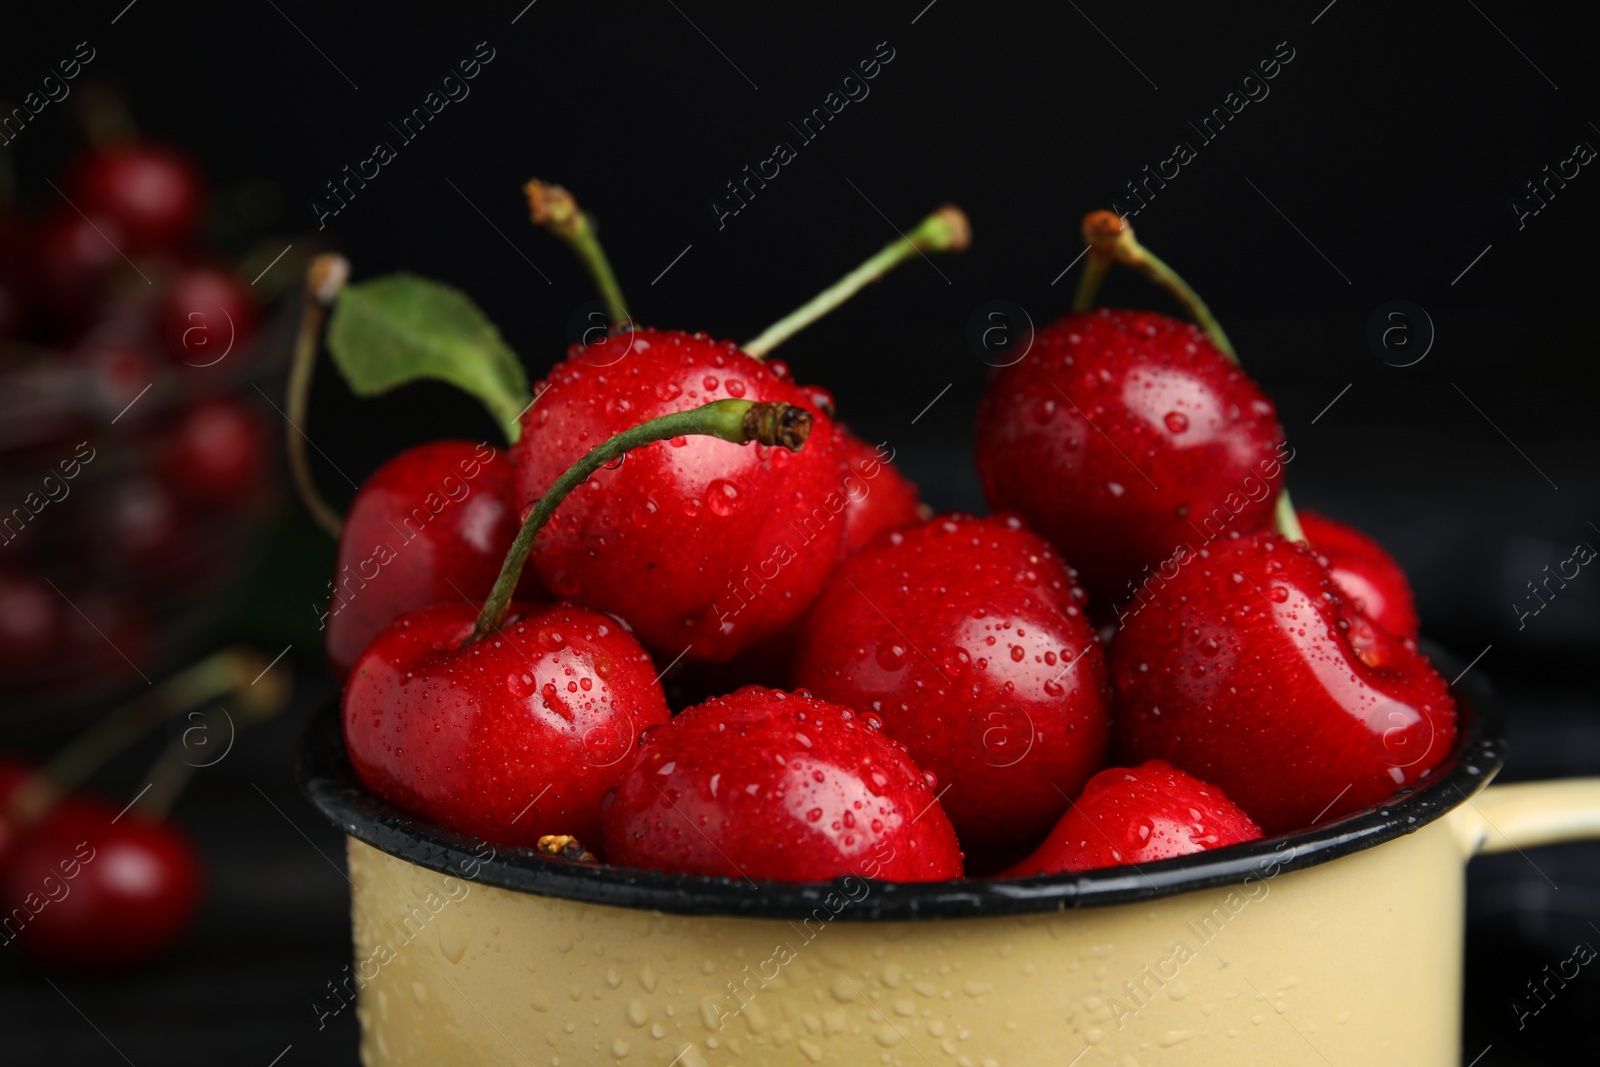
[602,686,963,882]
[1,798,203,971]
[67,142,206,252]
[793,513,1112,873]
[975,308,1287,604]
[510,330,845,663]
[1300,511,1419,640]
[1000,760,1260,876]
[324,440,541,679]
[158,265,260,368]
[1111,530,1456,834]
[342,601,671,851]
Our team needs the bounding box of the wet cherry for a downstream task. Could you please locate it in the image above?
[1111,530,1456,834]
[324,440,541,679]
[602,686,963,881]
[1301,511,1419,640]
[793,513,1112,873]
[1000,760,1260,876]
[343,602,672,850]
[975,308,1288,605]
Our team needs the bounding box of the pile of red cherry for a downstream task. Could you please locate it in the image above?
[331,201,1457,883]
[0,114,271,706]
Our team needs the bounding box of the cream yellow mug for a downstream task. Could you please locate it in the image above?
[300,656,1600,1065]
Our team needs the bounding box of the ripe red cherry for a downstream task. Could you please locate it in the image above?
[34,208,128,316]
[792,513,1112,873]
[1111,530,1457,834]
[603,686,963,881]
[1,798,203,970]
[158,265,259,368]
[343,601,672,850]
[105,476,184,573]
[1300,511,1419,640]
[974,308,1287,603]
[1000,761,1260,876]
[0,574,61,677]
[325,441,542,679]
[66,142,206,252]
[510,329,845,663]
[837,428,925,551]
[161,396,268,506]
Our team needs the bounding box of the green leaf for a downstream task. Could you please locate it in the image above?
[327,273,532,443]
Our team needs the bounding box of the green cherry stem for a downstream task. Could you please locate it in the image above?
[1079,210,1238,364]
[470,399,814,642]
[743,205,971,359]
[1275,489,1306,543]
[285,253,350,537]
[525,180,631,327]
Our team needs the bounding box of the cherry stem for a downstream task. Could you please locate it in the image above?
[6,648,273,829]
[1079,210,1238,364]
[136,661,292,821]
[470,398,814,642]
[525,180,631,327]
[1275,488,1306,543]
[286,254,350,538]
[1071,247,1113,314]
[743,205,971,359]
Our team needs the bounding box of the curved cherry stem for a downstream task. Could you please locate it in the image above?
[285,254,350,537]
[1071,248,1113,314]
[525,180,631,327]
[6,648,275,829]
[1076,212,1310,540]
[743,205,971,359]
[470,398,815,641]
[1079,211,1238,364]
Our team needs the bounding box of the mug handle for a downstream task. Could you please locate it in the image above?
[1449,779,1600,856]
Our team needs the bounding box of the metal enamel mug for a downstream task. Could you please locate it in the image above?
[299,658,1600,1066]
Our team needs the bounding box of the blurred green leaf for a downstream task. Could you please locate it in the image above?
[327,274,531,442]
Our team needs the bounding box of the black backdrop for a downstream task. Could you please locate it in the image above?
[2,2,1598,1063]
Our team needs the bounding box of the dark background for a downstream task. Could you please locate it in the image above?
[2,1,1598,1063]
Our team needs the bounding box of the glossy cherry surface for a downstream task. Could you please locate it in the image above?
[1000,760,1260,876]
[67,142,205,252]
[158,265,259,368]
[1111,530,1456,834]
[1,798,203,970]
[162,396,268,507]
[836,428,923,551]
[975,308,1287,603]
[325,440,539,679]
[1301,511,1419,639]
[510,330,845,663]
[793,513,1111,872]
[343,601,672,850]
[602,686,963,882]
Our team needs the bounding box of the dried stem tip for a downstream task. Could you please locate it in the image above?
[741,401,814,452]
[537,834,597,862]
[307,253,350,306]
[524,180,582,240]
[1081,210,1128,255]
